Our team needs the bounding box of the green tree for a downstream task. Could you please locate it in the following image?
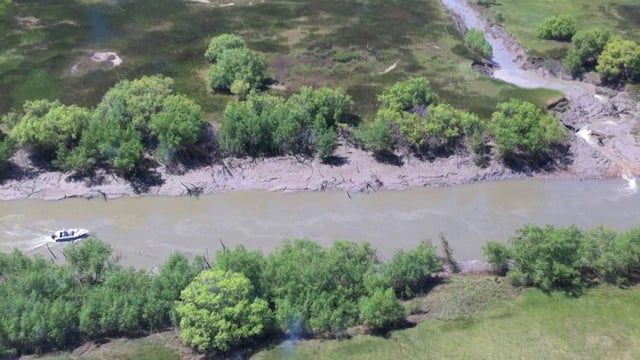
[288,87,354,127]
[509,225,585,292]
[207,48,267,94]
[378,77,438,112]
[564,28,612,76]
[596,38,640,84]
[9,100,90,164]
[464,29,492,59]
[397,103,482,153]
[150,95,205,160]
[96,75,174,134]
[483,241,510,276]
[381,242,442,299]
[204,34,247,63]
[175,270,272,352]
[535,15,576,41]
[355,112,395,155]
[358,288,404,330]
[262,239,377,334]
[214,245,265,294]
[0,132,15,174]
[63,238,113,284]
[490,99,565,161]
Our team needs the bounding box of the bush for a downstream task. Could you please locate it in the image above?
[509,225,585,292]
[596,38,640,84]
[464,29,492,59]
[564,28,612,76]
[397,103,483,154]
[149,95,205,160]
[175,270,272,352]
[490,99,565,161]
[262,240,377,334]
[382,242,442,299]
[207,47,267,94]
[359,288,404,330]
[204,34,247,63]
[355,112,395,155]
[483,241,510,276]
[535,15,576,41]
[220,89,348,157]
[378,77,438,112]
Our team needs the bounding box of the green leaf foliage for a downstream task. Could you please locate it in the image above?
[564,28,612,76]
[358,288,404,330]
[220,88,350,158]
[509,225,586,292]
[262,239,378,334]
[9,100,90,163]
[378,77,438,112]
[207,47,267,93]
[355,111,395,155]
[483,241,511,276]
[490,99,565,161]
[63,237,114,284]
[535,15,576,41]
[204,34,247,63]
[214,245,265,294]
[150,95,205,160]
[398,103,482,153]
[464,29,492,59]
[381,242,442,299]
[596,38,640,84]
[175,270,272,352]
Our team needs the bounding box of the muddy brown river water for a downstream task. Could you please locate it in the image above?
[1,179,637,267]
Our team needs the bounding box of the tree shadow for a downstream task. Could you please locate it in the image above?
[373,151,404,166]
[502,143,573,174]
[321,155,349,167]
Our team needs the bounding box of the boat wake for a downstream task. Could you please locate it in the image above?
[1,225,57,252]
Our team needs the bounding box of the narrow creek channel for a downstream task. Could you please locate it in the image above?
[1,179,637,267]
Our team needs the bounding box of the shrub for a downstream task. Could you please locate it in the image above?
[483,241,510,276]
[378,77,438,112]
[382,242,442,299]
[149,95,205,160]
[207,47,267,94]
[535,15,576,41]
[175,270,272,352]
[596,38,640,84]
[464,29,492,59]
[355,112,396,155]
[509,225,585,292]
[490,99,565,161]
[564,28,612,76]
[359,288,404,330]
[204,34,247,63]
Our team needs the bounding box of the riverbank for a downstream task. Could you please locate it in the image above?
[1,0,638,201]
[0,135,618,201]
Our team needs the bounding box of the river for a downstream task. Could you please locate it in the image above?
[1,179,637,267]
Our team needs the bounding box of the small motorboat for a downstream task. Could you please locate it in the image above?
[51,228,90,242]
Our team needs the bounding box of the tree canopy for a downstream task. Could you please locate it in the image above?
[535,15,576,41]
[175,270,272,352]
[596,38,640,84]
[490,99,565,161]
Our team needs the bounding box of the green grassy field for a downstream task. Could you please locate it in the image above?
[0,0,561,122]
[255,283,640,360]
[481,0,640,59]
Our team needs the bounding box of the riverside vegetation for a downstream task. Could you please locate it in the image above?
[3,224,640,357]
[0,33,567,179]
